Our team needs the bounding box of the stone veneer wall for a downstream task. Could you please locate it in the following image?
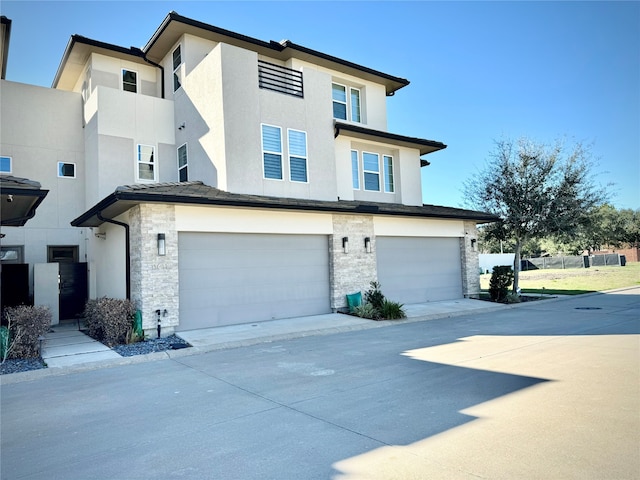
[460,220,481,298]
[330,214,377,311]
[129,204,179,336]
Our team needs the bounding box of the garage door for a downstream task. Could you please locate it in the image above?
[178,233,330,330]
[376,236,462,304]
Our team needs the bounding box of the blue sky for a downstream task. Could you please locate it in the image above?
[2,1,638,210]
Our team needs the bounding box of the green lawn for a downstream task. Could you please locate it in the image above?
[480,262,640,295]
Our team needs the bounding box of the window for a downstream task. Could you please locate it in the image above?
[288,129,308,182]
[122,69,137,93]
[58,162,76,178]
[172,45,182,92]
[177,144,188,182]
[363,152,380,191]
[383,155,394,193]
[0,156,11,173]
[351,150,360,189]
[332,82,362,123]
[350,88,361,123]
[0,246,23,263]
[48,246,78,263]
[137,144,156,181]
[261,124,282,180]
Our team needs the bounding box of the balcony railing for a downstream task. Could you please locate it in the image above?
[258,60,304,98]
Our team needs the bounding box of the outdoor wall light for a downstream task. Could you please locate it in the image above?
[364,237,371,253]
[470,238,477,251]
[157,233,166,256]
[342,236,349,254]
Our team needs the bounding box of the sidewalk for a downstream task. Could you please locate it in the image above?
[6,297,508,382]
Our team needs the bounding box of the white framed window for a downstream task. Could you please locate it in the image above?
[0,156,12,174]
[362,152,380,191]
[261,124,283,180]
[57,162,76,178]
[288,129,308,183]
[383,155,394,193]
[136,144,156,181]
[172,45,182,92]
[177,143,188,182]
[332,82,362,123]
[122,69,138,93]
[351,150,360,189]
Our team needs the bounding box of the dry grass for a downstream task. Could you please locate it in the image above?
[480,262,640,295]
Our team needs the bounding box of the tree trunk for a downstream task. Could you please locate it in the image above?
[513,240,522,294]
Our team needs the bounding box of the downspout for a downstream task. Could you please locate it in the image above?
[97,212,131,300]
[133,47,165,99]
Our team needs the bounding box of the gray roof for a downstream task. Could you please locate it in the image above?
[1,175,49,226]
[71,181,499,227]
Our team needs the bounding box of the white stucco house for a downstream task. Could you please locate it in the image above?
[0,12,497,335]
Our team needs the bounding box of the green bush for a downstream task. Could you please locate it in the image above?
[489,265,515,303]
[364,281,385,311]
[1,305,51,360]
[379,300,406,320]
[353,302,379,320]
[83,298,136,347]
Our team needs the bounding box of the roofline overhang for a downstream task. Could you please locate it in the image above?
[71,186,498,228]
[1,16,11,80]
[52,34,147,89]
[143,11,410,95]
[334,121,447,162]
[0,186,49,227]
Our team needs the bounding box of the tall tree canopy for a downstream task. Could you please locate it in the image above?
[464,137,608,292]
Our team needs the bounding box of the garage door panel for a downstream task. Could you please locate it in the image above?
[377,237,462,304]
[178,233,330,330]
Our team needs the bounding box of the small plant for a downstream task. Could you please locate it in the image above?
[364,281,385,311]
[505,293,521,304]
[1,305,51,362]
[379,300,406,320]
[83,297,136,347]
[353,302,379,320]
[489,266,514,303]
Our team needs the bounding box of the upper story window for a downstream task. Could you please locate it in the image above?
[351,150,360,189]
[261,124,283,180]
[57,162,76,178]
[136,144,156,181]
[362,152,380,191]
[383,155,394,193]
[0,156,11,173]
[177,143,188,182]
[172,45,182,92]
[122,69,138,93]
[332,83,362,123]
[288,129,308,183]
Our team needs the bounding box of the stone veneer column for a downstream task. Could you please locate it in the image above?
[330,214,377,311]
[460,220,481,298]
[129,204,179,337]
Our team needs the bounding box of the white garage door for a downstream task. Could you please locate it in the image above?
[376,236,462,304]
[177,233,331,330]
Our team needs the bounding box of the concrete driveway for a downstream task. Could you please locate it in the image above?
[1,288,638,479]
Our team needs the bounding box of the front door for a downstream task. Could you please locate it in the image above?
[48,246,88,320]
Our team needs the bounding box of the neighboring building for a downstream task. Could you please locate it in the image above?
[0,12,497,334]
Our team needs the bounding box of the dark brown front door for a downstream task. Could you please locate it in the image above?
[48,246,87,320]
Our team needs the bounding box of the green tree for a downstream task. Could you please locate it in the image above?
[464,137,608,293]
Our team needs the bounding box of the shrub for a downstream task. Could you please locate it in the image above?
[1,305,51,361]
[379,300,406,320]
[489,266,514,303]
[364,281,385,311]
[83,298,136,347]
[353,302,379,320]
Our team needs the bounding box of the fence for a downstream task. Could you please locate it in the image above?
[521,253,625,271]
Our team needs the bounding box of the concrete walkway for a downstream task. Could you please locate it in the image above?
[37,297,507,371]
